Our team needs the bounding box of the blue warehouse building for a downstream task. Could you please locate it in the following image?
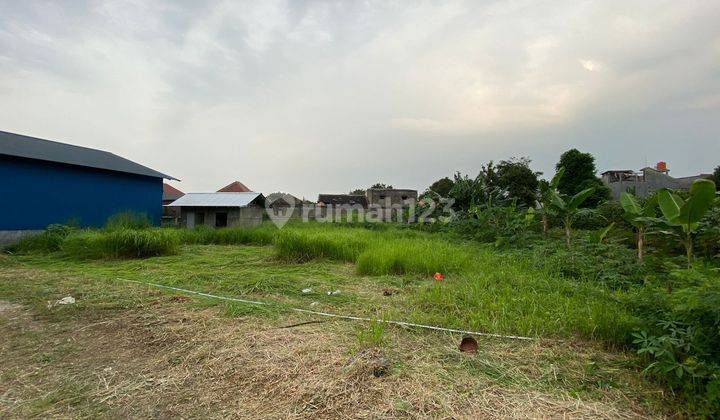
[0,130,177,243]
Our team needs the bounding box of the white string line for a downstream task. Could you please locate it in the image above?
[116,277,534,341]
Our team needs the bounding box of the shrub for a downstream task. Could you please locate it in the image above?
[7,224,76,253]
[697,202,720,260]
[449,201,535,246]
[628,268,720,415]
[521,236,647,288]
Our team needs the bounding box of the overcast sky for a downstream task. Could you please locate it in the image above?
[1,1,719,199]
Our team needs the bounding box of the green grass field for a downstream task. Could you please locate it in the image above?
[1,222,675,417]
[3,223,636,341]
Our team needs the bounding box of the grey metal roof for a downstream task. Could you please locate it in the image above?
[166,192,264,207]
[0,130,177,180]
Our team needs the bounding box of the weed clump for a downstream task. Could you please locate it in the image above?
[7,224,75,253]
[274,229,371,262]
[61,229,180,259]
[178,226,275,246]
[356,238,472,276]
[104,212,152,230]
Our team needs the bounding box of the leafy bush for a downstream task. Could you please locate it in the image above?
[655,180,716,266]
[570,200,628,231]
[628,268,720,415]
[522,236,647,288]
[697,201,720,260]
[7,224,76,253]
[449,199,535,246]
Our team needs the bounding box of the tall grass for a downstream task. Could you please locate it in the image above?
[104,212,152,230]
[177,226,275,246]
[274,229,372,262]
[408,268,639,343]
[8,220,642,344]
[60,229,180,259]
[356,238,472,276]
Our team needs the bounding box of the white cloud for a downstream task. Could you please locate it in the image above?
[580,59,603,72]
[0,0,719,197]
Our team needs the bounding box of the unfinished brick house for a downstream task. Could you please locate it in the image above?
[602,161,712,199]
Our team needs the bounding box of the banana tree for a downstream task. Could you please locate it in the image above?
[655,179,716,266]
[547,185,596,248]
[620,192,657,262]
[538,167,565,235]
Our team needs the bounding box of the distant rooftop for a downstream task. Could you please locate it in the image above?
[0,130,177,180]
[317,194,368,207]
[217,181,252,192]
[163,183,184,201]
[166,192,263,208]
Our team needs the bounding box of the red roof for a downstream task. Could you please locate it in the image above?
[163,183,184,200]
[217,181,252,192]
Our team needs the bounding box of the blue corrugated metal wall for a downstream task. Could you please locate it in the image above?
[0,155,163,230]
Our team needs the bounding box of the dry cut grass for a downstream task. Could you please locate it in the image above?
[0,263,668,419]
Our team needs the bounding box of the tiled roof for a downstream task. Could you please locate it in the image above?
[217,181,252,192]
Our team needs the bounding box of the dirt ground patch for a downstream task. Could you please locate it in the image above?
[0,296,663,419]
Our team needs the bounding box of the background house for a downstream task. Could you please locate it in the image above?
[162,183,184,205]
[602,161,712,198]
[166,192,265,228]
[266,192,303,219]
[162,183,184,225]
[366,188,418,207]
[317,194,368,208]
[217,181,252,192]
[0,130,175,245]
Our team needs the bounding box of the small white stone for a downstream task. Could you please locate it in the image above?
[56,296,76,305]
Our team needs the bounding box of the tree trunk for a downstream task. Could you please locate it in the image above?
[542,213,548,235]
[564,218,571,249]
[686,233,694,268]
[637,229,644,262]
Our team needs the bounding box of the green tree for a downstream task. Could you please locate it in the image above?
[546,168,595,248]
[479,161,500,192]
[427,177,454,197]
[538,168,564,235]
[713,165,720,190]
[555,149,609,207]
[370,183,393,189]
[656,179,716,266]
[448,172,485,211]
[349,188,365,195]
[496,157,540,208]
[620,192,657,262]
